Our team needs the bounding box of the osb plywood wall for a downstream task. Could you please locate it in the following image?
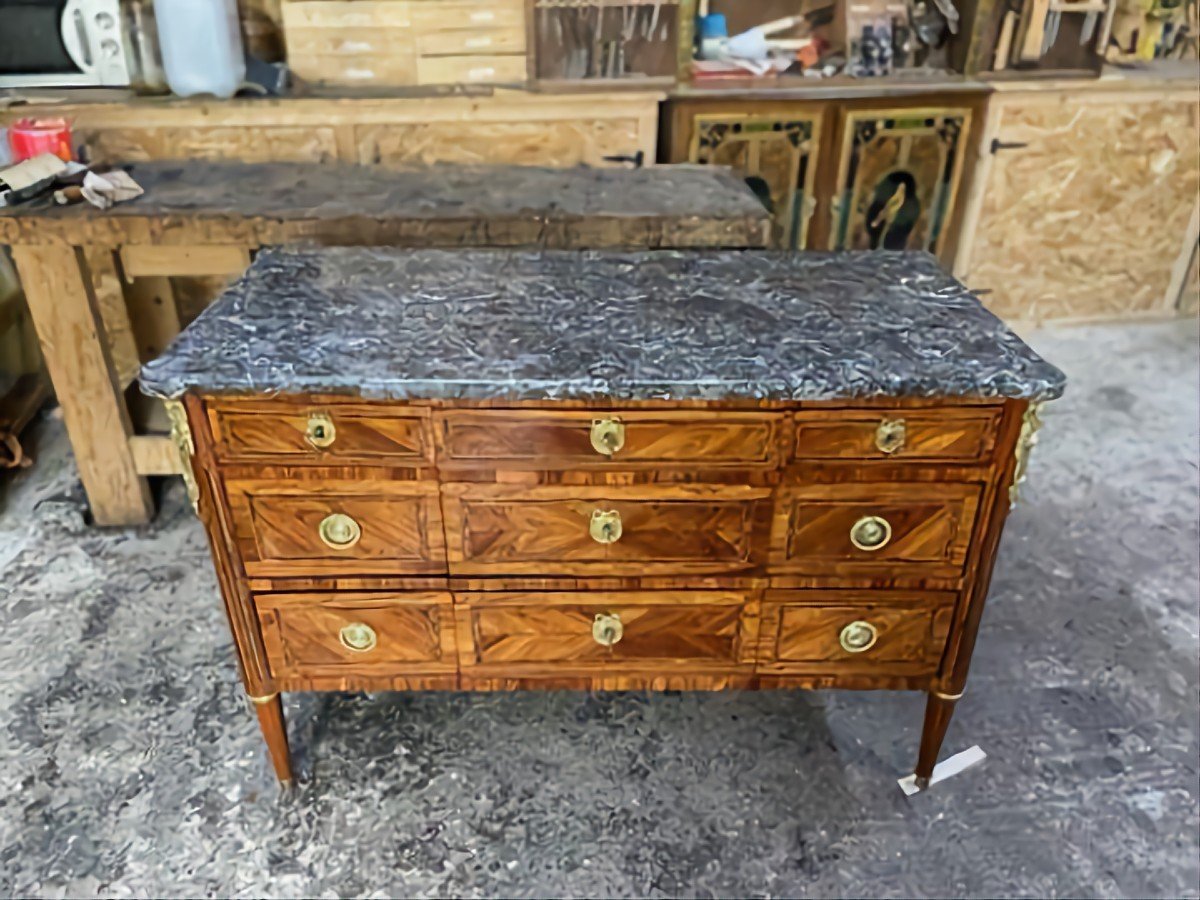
[962,90,1200,322]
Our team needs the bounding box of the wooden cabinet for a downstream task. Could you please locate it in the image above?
[150,246,1060,785]
[664,90,984,259]
[2,91,663,170]
[282,0,528,88]
[175,388,1034,781]
[954,74,1200,321]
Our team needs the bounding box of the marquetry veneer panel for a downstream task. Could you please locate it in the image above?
[436,410,783,472]
[225,477,446,577]
[208,401,432,464]
[440,483,772,577]
[793,407,1001,463]
[256,591,458,681]
[454,590,758,672]
[771,482,982,579]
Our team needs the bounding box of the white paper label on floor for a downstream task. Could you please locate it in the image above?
[898,745,987,796]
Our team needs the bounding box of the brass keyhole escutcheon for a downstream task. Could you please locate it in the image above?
[589,509,623,544]
[339,621,377,653]
[593,613,623,647]
[850,515,892,551]
[306,412,336,449]
[839,620,878,653]
[875,417,906,455]
[319,512,362,550]
[589,417,625,456]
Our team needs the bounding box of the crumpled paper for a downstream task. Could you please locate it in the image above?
[80,169,144,210]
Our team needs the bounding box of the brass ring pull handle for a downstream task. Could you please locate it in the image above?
[850,515,892,551]
[839,620,878,653]
[875,417,906,455]
[592,613,623,647]
[589,417,625,456]
[306,413,336,449]
[589,509,623,544]
[339,621,377,652]
[319,512,362,549]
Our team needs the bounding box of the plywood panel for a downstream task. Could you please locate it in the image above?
[354,118,646,167]
[79,126,340,165]
[964,92,1200,321]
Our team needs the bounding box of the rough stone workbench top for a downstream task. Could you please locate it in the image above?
[140,247,1066,402]
[0,161,769,248]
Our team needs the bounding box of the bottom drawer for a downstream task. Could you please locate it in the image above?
[455,591,757,670]
[256,592,458,681]
[759,591,955,675]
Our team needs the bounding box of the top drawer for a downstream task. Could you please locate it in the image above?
[436,410,783,470]
[207,401,432,464]
[793,408,1001,464]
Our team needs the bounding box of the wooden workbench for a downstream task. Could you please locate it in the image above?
[0,160,770,525]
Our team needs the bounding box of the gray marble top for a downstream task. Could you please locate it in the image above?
[139,247,1065,402]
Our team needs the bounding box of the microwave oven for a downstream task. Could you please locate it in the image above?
[0,0,163,89]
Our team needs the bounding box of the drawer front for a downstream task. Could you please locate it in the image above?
[284,27,416,56]
[760,591,955,674]
[416,53,526,85]
[411,1,524,30]
[442,484,769,575]
[290,52,418,85]
[436,410,782,470]
[456,591,753,668]
[257,592,457,678]
[418,28,525,55]
[793,408,1001,463]
[773,483,981,578]
[282,1,414,28]
[208,402,431,464]
[226,479,446,576]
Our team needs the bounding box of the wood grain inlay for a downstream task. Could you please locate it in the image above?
[256,591,457,680]
[455,591,752,669]
[442,484,770,575]
[225,478,446,576]
[437,410,780,469]
[793,408,1000,462]
[209,401,431,463]
[773,482,981,578]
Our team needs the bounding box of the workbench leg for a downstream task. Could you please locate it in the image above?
[914,690,960,789]
[251,693,294,786]
[10,244,153,526]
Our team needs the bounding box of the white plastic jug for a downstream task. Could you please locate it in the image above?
[155,0,245,98]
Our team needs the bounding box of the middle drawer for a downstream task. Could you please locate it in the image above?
[441,483,771,575]
[455,590,756,669]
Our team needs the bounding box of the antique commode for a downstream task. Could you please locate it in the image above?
[140,247,1065,788]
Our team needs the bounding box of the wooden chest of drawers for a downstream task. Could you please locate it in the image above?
[142,247,1065,789]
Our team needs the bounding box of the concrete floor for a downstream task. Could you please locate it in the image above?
[0,319,1196,898]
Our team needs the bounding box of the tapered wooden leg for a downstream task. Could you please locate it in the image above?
[914,691,960,789]
[251,694,293,785]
